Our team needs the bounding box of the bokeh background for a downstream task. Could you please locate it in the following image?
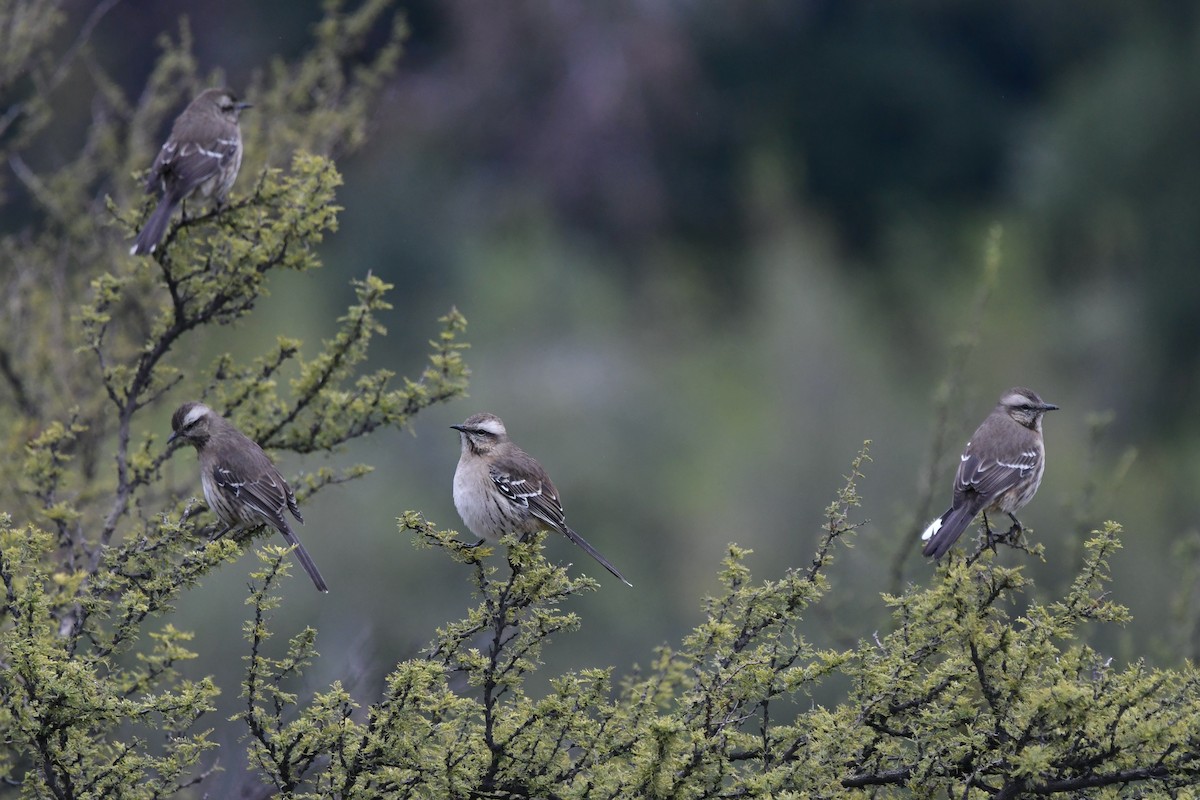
[28,0,1200,789]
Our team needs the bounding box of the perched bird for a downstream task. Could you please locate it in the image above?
[168,401,327,592]
[921,387,1059,559]
[451,412,632,587]
[130,88,251,256]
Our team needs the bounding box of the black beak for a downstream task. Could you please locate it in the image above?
[167,430,179,445]
[1041,402,1060,412]
[236,101,253,111]
[450,424,467,433]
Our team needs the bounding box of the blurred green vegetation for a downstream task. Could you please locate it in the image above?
[6,1,1200,794]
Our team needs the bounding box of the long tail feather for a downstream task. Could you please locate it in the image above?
[921,505,979,559]
[130,195,178,256]
[278,526,329,593]
[559,525,632,587]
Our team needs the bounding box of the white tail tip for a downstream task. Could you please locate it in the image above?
[921,517,942,542]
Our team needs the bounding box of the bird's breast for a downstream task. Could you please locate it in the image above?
[453,459,511,540]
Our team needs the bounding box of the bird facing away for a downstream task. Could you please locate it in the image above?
[451,413,632,587]
[169,401,328,592]
[921,387,1059,559]
[130,88,251,256]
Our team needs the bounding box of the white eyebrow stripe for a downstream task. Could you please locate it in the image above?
[183,404,209,427]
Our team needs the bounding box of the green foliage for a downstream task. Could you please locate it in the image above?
[840,525,1199,795]
[0,2,470,796]
[229,461,1200,798]
[0,514,221,798]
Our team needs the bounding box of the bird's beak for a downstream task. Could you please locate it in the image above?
[1041,402,1060,412]
[450,424,467,433]
[167,430,179,445]
[236,102,253,111]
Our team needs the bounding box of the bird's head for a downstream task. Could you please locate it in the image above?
[999,387,1059,430]
[168,401,217,448]
[197,88,252,121]
[451,412,508,456]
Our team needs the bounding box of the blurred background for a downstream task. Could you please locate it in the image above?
[25,0,1200,786]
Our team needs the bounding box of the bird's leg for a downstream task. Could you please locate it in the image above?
[982,512,1000,554]
[212,524,236,541]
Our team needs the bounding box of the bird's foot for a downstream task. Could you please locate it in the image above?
[983,522,1024,551]
[999,513,1024,548]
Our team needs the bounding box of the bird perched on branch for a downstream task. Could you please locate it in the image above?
[921,387,1058,559]
[131,88,251,255]
[451,412,632,587]
[169,401,327,592]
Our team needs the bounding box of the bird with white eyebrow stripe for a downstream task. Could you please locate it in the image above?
[451,412,632,587]
[168,401,327,592]
[921,387,1059,559]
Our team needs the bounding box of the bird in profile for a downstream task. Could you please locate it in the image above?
[169,401,328,592]
[131,88,251,255]
[921,387,1059,559]
[451,412,632,587]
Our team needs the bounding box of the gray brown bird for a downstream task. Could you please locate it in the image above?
[169,401,327,592]
[451,413,632,587]
[131,88,251,256]
[921,387,1059,559]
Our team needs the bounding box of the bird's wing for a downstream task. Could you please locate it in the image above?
[285,483,303,523]
[172,138,238,189]
[954,447,1040,500]
[211,463,291,527]
[489,466,568,530]
[147,113,236,199]
[489,457,632,586]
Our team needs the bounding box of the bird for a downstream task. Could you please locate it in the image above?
[168,401,328,592]
[130,88,251,256]
[451,412,632,587]
[921,387,1059,559]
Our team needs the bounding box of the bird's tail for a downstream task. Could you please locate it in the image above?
[560,525,633,587]
[278,525,329,593]
[130,195,177,256]
[920,504,980,559]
